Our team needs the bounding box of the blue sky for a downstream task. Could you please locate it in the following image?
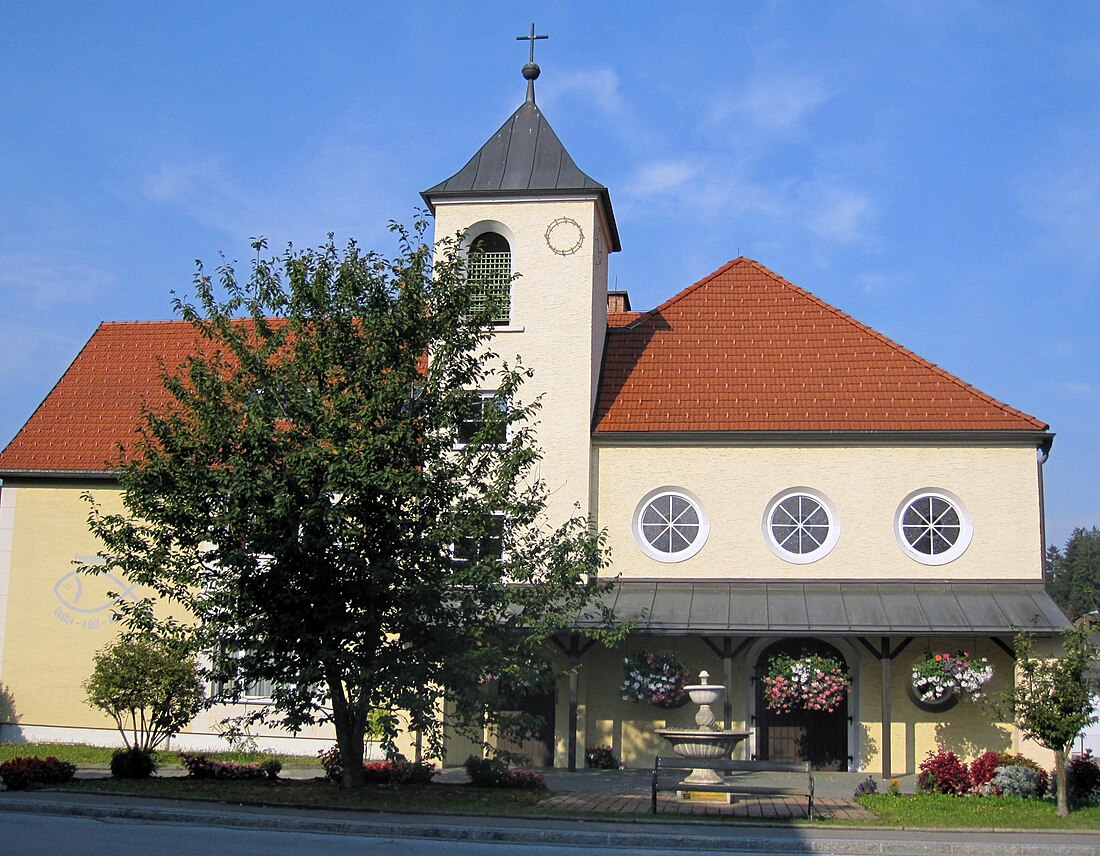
[2,2,1098,548]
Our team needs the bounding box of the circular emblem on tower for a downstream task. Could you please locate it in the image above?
[545,217,584,256]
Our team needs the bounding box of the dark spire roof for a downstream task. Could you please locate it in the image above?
[421,100,621,252]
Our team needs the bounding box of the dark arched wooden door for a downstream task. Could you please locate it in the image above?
[496,680,556,767]
[754,639,849,771]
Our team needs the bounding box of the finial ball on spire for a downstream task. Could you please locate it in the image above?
[522,61,540,81]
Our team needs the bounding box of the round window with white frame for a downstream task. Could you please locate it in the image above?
[894,488,973,566]
[762,488,841,564]
[632,487,710,563]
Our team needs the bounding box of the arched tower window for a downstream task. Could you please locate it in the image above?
[468,232,512,325]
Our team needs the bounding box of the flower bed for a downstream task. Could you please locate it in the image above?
[179,752,281,780]
[763,653,849,713]
[620,652,689,708]
[0,756,76,790]
[318,745,436,785]
[911,652,993,703]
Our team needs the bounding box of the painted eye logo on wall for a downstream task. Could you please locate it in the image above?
[52,556,136,631]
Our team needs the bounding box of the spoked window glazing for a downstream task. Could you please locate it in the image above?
[632,487,709,563]
[762,488,841,564]
[894,489,973,566]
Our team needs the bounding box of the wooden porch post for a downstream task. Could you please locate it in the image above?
[723,636,733,728]
[880,636,892,780]
[857,635,912,780]
[568,634,580,772]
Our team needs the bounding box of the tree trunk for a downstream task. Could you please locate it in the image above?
[326,665,367,789]
[1055,747,1069,817]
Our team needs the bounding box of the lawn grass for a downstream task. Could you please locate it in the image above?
[63,777,547,814]
[854,793,1100,830]
[0,741,318,768]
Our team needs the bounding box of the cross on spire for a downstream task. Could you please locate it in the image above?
[516,23,548,103]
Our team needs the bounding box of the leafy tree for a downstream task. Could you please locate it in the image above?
[84,634,204,753]
[83,222,616,788]
[993,625,1098,817]
[1047,527,1100,620]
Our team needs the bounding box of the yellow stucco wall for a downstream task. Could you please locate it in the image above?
[0,480,354,753]
[432,197,610,527]
[594,444,1042,580]
[0,481,127,730]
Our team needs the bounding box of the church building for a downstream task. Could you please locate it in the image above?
[0,49,1069,776]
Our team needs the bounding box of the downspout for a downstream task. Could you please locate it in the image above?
[1038,436,1053,581]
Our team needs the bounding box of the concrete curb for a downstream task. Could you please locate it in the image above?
[2,794,1099,855]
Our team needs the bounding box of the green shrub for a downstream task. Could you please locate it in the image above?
[318,745,342,781]
[260,758,282,780]
[0,756,76,790]
[463,755,508,787]
[994,753,1049,794]
[585,745,618,769]
[462,755,543,790]
[989,764,1045,798]
[110,748,157,779]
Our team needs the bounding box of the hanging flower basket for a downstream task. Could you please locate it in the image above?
[620,652,689,708]
[911,652,993,703]
[763,653,850,714]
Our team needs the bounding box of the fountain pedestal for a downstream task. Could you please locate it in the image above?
[655,671,750,789]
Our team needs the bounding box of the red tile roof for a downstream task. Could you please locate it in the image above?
[0,259,1048,476]
[0,322,205,474]
[594,258,1047,434]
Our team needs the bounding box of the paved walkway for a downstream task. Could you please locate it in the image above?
[73,763,889,821]
[436,766,882,821]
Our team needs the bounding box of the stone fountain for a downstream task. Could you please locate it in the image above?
[655,671,750,786]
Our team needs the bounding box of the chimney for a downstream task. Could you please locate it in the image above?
[607,290,631,313]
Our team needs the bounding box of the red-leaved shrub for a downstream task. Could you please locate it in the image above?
[917,749,970,795]
[969,750,1007,790]
[179,752,267,780]
[1068,750,1100,801]
[0,756,77,791]
[318,746,435,785]
[503,768,546,791]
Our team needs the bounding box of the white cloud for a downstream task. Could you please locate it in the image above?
[703,73,831,135]
[139,137,406,249]
[855,270,906,296]
[800,183,873,244]
[1020,127,1100,270]
[630,161,698,198]
[0,253,116,309]
[0,320,88,406]
[1059,381,1097,397]
[541,68,626,119]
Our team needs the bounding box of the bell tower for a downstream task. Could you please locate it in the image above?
[421,26,621,524]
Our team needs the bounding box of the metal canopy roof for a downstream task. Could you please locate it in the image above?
[578,581,1069,636]
[421,100,621,252]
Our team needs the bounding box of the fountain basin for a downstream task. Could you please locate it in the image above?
[686,685,723,706]
[655,729,750,784]
[655,729,749,759]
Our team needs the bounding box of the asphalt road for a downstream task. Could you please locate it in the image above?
[2,792,1100,856]
[0,810,948,856]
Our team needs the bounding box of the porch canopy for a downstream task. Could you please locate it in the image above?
[558,580,1069,776]
[575,580,1069,636]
